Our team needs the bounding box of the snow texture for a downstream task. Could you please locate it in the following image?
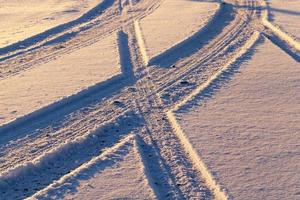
[139,0,219,61]
[268,0,300,42]
[0,0,102,48]
[0,34,120,126]
[176,37,300,200]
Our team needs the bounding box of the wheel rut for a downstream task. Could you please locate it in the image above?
[1,0,292,199]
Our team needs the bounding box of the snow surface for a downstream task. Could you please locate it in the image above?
[0,0,102,48]
[31,136,155,200]
[1,0,299,199]
[139,0,219,61]
[0,34,120,126]
[175,37,300,200]
[61,145,154,199]
[268,0,300,42]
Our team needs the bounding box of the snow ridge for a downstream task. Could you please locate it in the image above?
[261,0,300,52]
[134,20,149,66]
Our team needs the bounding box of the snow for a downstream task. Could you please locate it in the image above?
[139,0,219,61]
[0,0,102,48]
[1,0,299,198]
[64,148,154,199]
[0,112,143,200]
[175,37,300,200]
[268,0,300,42]
[30,135,155,199]
[0,34,120,126]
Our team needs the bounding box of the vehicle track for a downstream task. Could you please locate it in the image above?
[125,25,211,199]
[0,0,161,80]
[123,2,261,199]
[147,1,261,104]
[1,0,295,199]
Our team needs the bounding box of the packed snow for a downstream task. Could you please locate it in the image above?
[139,0,219,61]
[175,37,300,200]
[0,0,102,48]
[0,34,120,126]
[267,0,300,42]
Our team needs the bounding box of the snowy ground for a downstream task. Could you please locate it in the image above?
[175,37,300,200]
[268,0,300,42]
[0,0,101,48]
[0,0,299,199]
[0,34,120,126]
[139,0,219,61]
[31,135,155,200]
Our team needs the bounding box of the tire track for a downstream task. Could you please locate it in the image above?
[166,31,260,200]
[27,134,146,200]
[0,0,268,199]
[260,0,300,61]
[0,0,161,80]
[124,0,262,198]
[0,0,161,177]
[0,112,142,199]
[261,0,300,52]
